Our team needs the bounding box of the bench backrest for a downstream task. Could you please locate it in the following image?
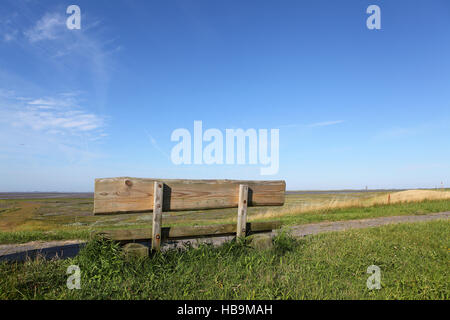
[94,177,286,215]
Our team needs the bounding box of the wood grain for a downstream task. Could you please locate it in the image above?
[95,221,282,241]
[151,181,163,251]
[94,177,285,215]
[236,184,248,238]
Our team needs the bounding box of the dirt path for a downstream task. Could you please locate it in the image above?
[0,212,448,262]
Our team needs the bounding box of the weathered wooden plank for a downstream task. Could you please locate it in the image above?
[167,224,237,239]
[95,221,282,241]
[151,181,163,251]
[249,221,282,232]
[96,228,151,241]
[94,178,285,215]
[236,184,248,238]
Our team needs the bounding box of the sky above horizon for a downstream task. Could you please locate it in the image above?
[1,0,449,192]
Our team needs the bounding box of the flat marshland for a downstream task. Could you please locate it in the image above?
[0,189,449,243]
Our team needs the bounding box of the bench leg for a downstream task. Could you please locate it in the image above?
[237,184,248,238]
[152,181,163,251]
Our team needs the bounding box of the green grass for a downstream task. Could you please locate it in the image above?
[0,220,448,299]
[0,230,91,244]
[271,199,450,225]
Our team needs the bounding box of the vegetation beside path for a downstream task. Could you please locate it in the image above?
[0,220,448,299]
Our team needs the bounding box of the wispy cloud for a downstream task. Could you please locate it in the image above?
[144,129,170,159]
[15,107,103,132]
[278,120,345,129]
[0,13,19,42]
[0,90,107,164]
[0,6,118,166]
[373,123,437,140]
[3,30,17,42]
[2,92,105,136]
[1,88,105,138]
[307,120,344,127]
[24,12,65,42]
[374,126,422,140]
[4,8,120,112]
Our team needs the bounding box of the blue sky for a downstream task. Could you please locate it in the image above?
[0,0,449,191]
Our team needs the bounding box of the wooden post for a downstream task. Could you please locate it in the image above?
[152,181,163,251]
[236,184,248,238]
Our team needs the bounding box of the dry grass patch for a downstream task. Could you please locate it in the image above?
[250,190,450,221]
[377,190,450,203]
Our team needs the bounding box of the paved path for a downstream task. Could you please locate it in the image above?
[0,212,448,262]
[287,211,450,237]
[0,240,85,262]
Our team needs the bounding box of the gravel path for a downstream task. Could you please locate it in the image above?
[0,212,448,262]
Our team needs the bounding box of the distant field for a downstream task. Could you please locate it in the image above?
[1,220,448,299]
[0,193,93,200]
[0,189,449,243]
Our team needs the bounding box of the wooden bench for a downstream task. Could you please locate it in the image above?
[94,177,286,251]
